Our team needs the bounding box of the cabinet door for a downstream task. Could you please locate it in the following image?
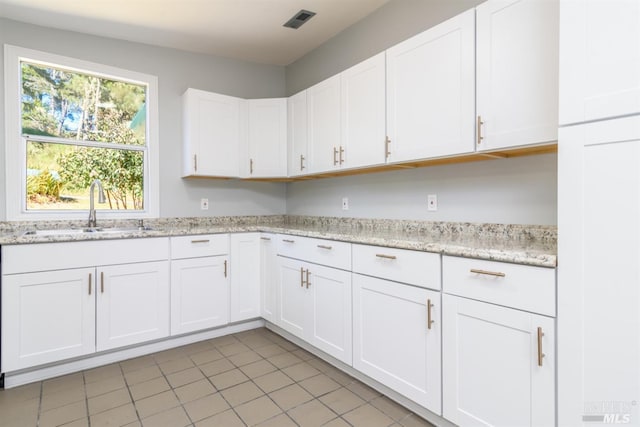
[476,0,558,151]
[247,98,287,178]
[287,90,308,176]
[260,233,278,324]
[171,256,229,335]
[353,274,441,414]
[341,53,386,169]
[559,0,640,125]
[558,117,640,426]
[1,268,95,371]
[230,233,261,322]
[97,261,170,351]
[307,74,341,173]
[386,9,475,162]
[307,264,352,364]
[443,294,555,426]
[182,88,240,177]
[277,257,307,339]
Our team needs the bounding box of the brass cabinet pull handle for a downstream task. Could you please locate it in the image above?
[537,327,545,366]
[282,239,295,243]
[191,239,210,244]
[300,154,306,171]
[224,260,228,278]
[300,267,306,287]
[317,244,332,250]
[260,236,271,241]
[306,269,311,289]
[333,147,339,166]
[194,154,198,172]
[88,273,92,295]
[250,158,254,174]
[427,299,434,329]
[477,116,484,145]
[100,271,104,293]
[376,254,397,260]
[339,146,345,165]
[385,136,391,159]
[470,268,506,277]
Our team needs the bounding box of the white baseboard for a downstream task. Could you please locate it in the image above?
[265,322,455,427]
[3,319,265,388]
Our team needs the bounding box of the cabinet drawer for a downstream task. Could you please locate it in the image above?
[352,244,440,290]
[277,235,351,270]
[171,234,229,259]
[442,256,556,316]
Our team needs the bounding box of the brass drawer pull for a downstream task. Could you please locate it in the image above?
[88,273,92,295]
[191,239,210,244]
[300,267,305,287]
[537,327,545,366]
[427,299,434,329]
[100,271,104,293]
[470,268,506,277]
[282,239,295,243]
[224,260,228,278]
[260,237,271,241]
[306,269,311,289]
[317,244,332,250]
[376,254,397,260]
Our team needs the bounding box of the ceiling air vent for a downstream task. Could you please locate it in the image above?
[283,9,316,29]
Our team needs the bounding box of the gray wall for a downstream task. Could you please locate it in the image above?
[286,154,558,225]
[286,0,483,95]
[0,18,288,220]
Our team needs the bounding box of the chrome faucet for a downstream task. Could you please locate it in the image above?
[88,179,106,228]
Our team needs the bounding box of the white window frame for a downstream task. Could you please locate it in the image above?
[4,44,160,220]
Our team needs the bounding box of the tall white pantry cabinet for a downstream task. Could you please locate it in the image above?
[558,1,640,426]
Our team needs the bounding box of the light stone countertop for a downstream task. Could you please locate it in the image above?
[0,215,557,268]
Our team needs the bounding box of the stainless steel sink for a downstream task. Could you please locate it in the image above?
[22,226,153,236]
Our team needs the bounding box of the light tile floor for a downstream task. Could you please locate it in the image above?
[0,328,435,427]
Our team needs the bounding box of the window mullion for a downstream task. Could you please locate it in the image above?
[23,135,146,152]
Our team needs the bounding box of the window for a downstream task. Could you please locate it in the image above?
[4,45,159,220]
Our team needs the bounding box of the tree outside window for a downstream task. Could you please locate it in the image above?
[21,61,147,211]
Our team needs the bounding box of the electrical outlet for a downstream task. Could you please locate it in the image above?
[342,197,349,211]
[200,198,209,210]
[427,194,437,211]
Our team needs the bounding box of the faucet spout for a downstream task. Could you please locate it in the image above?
[88,179,106,228]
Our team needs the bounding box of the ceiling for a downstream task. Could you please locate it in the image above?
[0,0,391,66]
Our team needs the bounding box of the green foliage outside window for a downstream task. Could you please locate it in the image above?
[21,61,147,210]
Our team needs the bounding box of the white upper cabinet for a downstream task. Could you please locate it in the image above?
[307,74,342,174]
[341,53,387,169]
[386,9,475,162]
[287,90,309,176]
[182,88,241,177]
[476,0,559,151]
[559,0,640,125]
[245,98,287,178]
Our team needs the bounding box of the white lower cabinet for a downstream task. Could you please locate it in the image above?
[97,262,170,351]
[170,256,229,335]
[443,294,555,426]
[277,253,352,364]
[352,273,442,415]
[1,239,171,373]
[170,235,229,335]
[260,233,278,324]
[230,233,261,322]
[1,268,96,371]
